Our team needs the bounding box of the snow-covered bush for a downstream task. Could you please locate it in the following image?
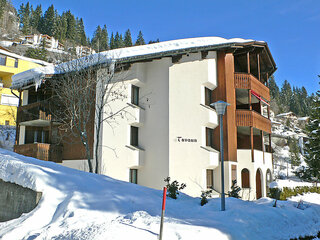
[269,186,320,201]
[228,180,241,198]
[164,177,186,199]
[200,189,212,206]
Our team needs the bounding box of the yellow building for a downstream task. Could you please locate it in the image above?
[0,47,50,126]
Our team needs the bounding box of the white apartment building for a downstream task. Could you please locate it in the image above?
[12,37,276,200]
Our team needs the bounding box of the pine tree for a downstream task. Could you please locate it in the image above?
[288,137,301,166]
[109,32,115,50]
[124,29,132,47]
[65,10,76,42]
[18,2,31,34]
[148,38,160,44]
[31,5,42,33]
[91,25,102,51]
[135,30,145,46]
[55,12,67,41]
[114,32,122,49]
[280,80,292,112]
[42,4,56,36]
[100,25,109,51]
[77,18,87,46]
[303,81,320,184]
[269,76,280,101]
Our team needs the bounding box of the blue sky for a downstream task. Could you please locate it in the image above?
[12,0,320,94]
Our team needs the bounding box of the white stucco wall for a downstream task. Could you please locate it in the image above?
[237,149,273,200]
[99,52,221,197]
[100,57,171,190]
[168,51,219,196]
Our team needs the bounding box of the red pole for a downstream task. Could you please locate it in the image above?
[159,187,167,240]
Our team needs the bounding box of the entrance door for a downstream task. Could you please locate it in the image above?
[256,169,262,199]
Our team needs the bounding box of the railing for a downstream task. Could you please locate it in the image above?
[17,101,54,123]
[234,72,270,101]
[14,143,62,162]
[236,110,271,133]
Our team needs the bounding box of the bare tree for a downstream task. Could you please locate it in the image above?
[50,53,130,173]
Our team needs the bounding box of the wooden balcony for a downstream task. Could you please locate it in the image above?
[234,72,270,101]
[17,101,54,124]
[236,110,271,133]
[14,143,62,162]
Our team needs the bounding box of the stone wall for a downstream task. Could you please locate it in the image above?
[0,179,42,222]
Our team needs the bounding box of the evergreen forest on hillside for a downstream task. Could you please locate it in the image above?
[269,77,314,116]
[0,0,157,52]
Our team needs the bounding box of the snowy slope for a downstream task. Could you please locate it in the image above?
[0,148,320,240]
[271,111,308,178]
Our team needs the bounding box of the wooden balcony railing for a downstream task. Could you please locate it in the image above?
[17,101,54,123]
[234,72,270,101]
[14,143,62,162]
[236,110,271,133]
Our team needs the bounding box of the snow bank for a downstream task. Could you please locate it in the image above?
[0,148,319,240]
[270,179,315,189]
[12,36,255,89]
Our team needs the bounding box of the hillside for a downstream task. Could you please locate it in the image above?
[271,111,309,179]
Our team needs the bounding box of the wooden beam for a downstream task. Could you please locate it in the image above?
[257,53,261,81]
[250,127,254,162]
[247,52,250,74]
[269,134,272,153]
[249,90,252,110]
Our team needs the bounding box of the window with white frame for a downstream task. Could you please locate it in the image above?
[1,94,19,106]
[131,85,139,106]
[205,87,212,106]
[205,127,214,148]
[206,169,214,189]
[130,169,138,184]
[130,126,139,147]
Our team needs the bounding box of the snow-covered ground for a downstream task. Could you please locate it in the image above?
[0,148,319,240]
[270,179,315,189]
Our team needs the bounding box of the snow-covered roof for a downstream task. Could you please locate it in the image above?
[12,36,259,89]
[0,48,51,67]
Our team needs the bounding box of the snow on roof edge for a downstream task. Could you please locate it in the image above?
[0,49,51,66]
[11,36,260,89]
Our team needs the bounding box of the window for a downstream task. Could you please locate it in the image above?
[130,126,138,147]
[206,169,214,189]
[241,168,250,188]
[0,55,6,66]
[131,85,139,106]
[14,59,18,68]
[130,169,138,184]
[206,127,214,148]
[25,127,49,144]
[1,94,19,106]
[205,87,212,106]
[232,165,237,181]
[5,120,9,126]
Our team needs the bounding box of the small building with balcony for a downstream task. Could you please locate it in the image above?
[12,37,276,199]
[0,47,50,128]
